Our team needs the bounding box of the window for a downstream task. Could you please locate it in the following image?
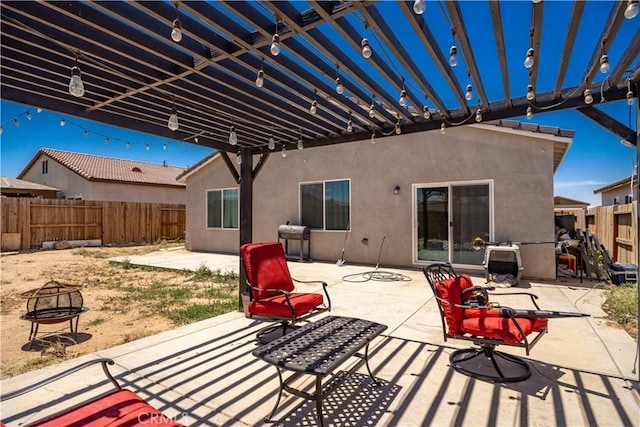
[42,160,48,174]
[206,188,238,229]
[300,179,350,230]
[625,195,633,204]
[613,196,619,205]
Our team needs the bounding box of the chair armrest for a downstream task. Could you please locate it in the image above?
[1,358,120,401]
[245,280,291,300]
[293,279,332,311]
[488,291,542,310]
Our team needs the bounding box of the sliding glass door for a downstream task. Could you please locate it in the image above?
[415,181,491,267]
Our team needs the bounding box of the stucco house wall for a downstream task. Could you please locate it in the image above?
[183,124,569,280]
[18,149,186,204]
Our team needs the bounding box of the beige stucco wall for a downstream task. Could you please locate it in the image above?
[599,186,636,207]
[185,125,566,280]
[20,155,185,204]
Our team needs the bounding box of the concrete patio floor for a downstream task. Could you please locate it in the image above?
[1,248,639,426]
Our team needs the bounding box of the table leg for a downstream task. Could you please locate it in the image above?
[364,343,380,385]
[265,367,284,422]
[315,375,324,427]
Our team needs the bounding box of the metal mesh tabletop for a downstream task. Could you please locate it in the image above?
[252,316,387,375]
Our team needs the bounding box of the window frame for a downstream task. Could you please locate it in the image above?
[205,187,239,230]
[299,178,351,231]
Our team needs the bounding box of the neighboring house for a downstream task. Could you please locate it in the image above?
[593,174,637,206]
[17,148,186,203]
[0,176,59,198]
[178,120,573,281]
[554,196,589,214]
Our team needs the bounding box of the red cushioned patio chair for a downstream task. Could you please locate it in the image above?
[1,358,184,426]
[240,242,331,343]
[423,263,548,382]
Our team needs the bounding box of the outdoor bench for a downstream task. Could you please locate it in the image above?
[0,358,184,427]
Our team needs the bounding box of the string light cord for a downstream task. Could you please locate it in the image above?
[530,84,584,111]
[0,107,34,127]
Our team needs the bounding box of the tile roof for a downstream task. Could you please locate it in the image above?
[19,148,186,187]
[0,176,59,191]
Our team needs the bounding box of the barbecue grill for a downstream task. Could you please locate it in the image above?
[20,280,89,348]
[277,224,310,261]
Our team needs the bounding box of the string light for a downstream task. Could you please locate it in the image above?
[163,143,167,150]
[413,0,426,14]
[1,127,4,135]
[627,78,635,106]
[125,141,130,149]
[171,4,182,42]
[422,106,431,120]
[395,118,401,134]
[524,48,534,69]
[361,25,372,59]
[68,54,85,98]
[268,134,275,150]
[281,145,287,158]
[255,68,264,88]
[399,81,407,107]
[13,118,19,128]
[84,129,88,138]
[465,83,473,101]
[369,94,376,118]
[145,143,150,151]
[105,137,110,145]
[167,95,179,131]
[229,126,238,145]
[310,90,317,114]
[236,150,242,164]
[37,108,42,113]
[297,136,304,150]
[526,105,533,120]
[475,107,483,123]
[526,84,535,101]
[270,17,280,56]
[26,112,32,120]
[599,54,610,74]
[441,122,446,134]
[335,64,345,94]
[449,31,458,67]
[624,0,639,19]
[60,119,65,127]
[370,130,376,144]
[583,87,593,104]
[346,113,353,133]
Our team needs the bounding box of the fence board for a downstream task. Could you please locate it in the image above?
[1,197,185,250]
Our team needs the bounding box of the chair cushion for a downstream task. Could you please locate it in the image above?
[463,308,548,332]
[240,242,295,299]
[433,274,474,335]
[248,292,324,318]
[27,389,184,426]
[460,317,544,345]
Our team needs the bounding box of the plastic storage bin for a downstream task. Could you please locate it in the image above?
[608,263,637,285]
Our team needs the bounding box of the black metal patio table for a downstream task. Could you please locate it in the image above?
[252,315,387,426]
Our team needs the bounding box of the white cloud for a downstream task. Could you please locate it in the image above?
[554,180,607,189]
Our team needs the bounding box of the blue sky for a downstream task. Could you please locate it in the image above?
[1,98,635,207]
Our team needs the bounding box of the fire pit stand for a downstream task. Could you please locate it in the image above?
[19,281,89,348]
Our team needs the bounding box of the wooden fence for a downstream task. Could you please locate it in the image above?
[1,197,186,251]
[568,201,637,264]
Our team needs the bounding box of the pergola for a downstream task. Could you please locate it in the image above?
[1,1,639,360]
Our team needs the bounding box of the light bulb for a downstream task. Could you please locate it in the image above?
[60,119,65,127]
[145,144,150,151]
[1,127,4,135]
[361,38,372,59]
[171,19,182,42]
[194,136,199,143]
[599,54,610,74]
[335,77,344,94]
[26,112,32,120]
[346,119,353,133]
[369,104,375,118]
[84,130,88,138]
[229,126,238,145]
[297,138,303,149]
[236,151,242,164]
[526,106,533,120]
[268,135,275,150]
[163,143,167,150]
[13,118,19,128]
[584,88,593,104]
[624,0,639,19]
[270,34,280,56]
[465,84,473,101]
[105,137,110,145]
[627,90,635,106]
[255,69,264,87]
[281,146,287,158]
[449,45,458,67]
[422,106,431,120]
[524,48,534,69]
[413,0,426,14]
[167,108,179,131]
[441,122,446,134]
[399,89,407,107]
[37,107,42,113]
[475,108,482,123]
[310,100,317,114]
[395,124,401,135]
[526,84,535,101]
[126,141,130,149]
[371,131,376,144]
[68,66,85,97]
[620,138,634,147]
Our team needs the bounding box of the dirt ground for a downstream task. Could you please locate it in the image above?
[0,244,219,379]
